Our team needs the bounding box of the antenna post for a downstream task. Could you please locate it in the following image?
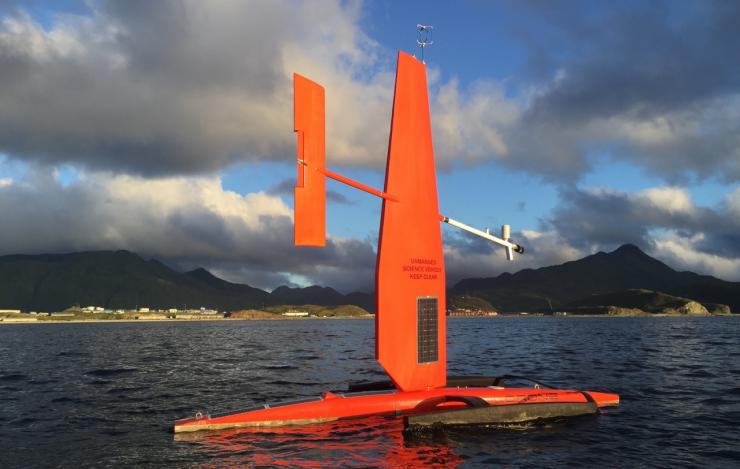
[416,24,433,63]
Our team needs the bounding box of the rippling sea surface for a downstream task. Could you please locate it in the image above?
[2,317,740,468]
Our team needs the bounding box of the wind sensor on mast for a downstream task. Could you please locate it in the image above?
[416,24,433,63]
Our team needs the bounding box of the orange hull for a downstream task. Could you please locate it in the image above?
[174,387,619,433]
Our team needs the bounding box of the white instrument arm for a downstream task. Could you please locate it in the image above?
[441,216,524,261]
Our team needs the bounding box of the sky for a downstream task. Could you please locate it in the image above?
[0,0,738,292]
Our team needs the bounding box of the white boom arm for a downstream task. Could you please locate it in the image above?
[441,216,524,261]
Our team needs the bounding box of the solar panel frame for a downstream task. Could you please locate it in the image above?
[417,296,438,364]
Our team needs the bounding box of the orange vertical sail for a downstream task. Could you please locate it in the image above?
[293,73,326,247]
[375,52,446,391]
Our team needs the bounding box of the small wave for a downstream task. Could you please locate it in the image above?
[261,365,299,371]
[10,417,39,427]
[29,378,59,385]
[51,396,87,404]
[85,368,138,377]
[0,373,26,382]
[57,351,88,357]
[88,379,112,386]
[106,386,148,395]
[697,449,740,462]
[698,397,733,406]
[682,369,715,378]
[266,380,323,386]
[640,387,679,397]
[705,340,730,347]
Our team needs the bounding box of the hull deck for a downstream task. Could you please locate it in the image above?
[174,386,619,433]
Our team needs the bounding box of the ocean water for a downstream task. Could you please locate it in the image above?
[1,317,739,468]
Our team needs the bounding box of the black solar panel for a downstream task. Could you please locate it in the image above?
[417,297,438,364]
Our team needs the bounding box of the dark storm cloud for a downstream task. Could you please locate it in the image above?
[101,0,285,92]
[267,178,353,205]
[508,0,740,182]
[0,1,383,176]
[546,186,740,259]
[0,1,287,175]
[524,1,740,122]
[3,1,736,183]
[548,188,651,250]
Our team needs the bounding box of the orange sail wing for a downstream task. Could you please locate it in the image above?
[293,73,326,247]
[375,52,446,391]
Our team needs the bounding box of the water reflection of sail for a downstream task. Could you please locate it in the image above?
[176,416,463,468]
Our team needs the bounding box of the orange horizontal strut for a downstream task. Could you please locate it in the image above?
[318,168,399,202]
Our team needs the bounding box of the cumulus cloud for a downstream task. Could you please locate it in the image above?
[432,79,520,167]
[3,1,736,183]
[0,169,375,291]
[0,0,526,176]
[727,187,740,217]
[414,1,740,181]
[652,234,740,282]
[0,0,397,174]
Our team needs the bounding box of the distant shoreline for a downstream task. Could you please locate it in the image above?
[0,316,374,324]
[2,313,735,325]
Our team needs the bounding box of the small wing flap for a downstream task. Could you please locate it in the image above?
[293,73,326,247]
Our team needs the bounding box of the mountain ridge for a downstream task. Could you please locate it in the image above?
[271,285,374,311]
[452,243,739,312]
[0,250,274,311]
[0,245,736,313]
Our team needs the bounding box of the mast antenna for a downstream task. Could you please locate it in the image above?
[416,24,433,63]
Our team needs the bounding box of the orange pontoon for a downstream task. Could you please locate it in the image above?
[174,51,618,434]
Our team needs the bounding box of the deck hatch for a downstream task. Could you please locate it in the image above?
[417,296,438,364]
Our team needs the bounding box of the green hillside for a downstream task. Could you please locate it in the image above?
[0,251,275,311]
